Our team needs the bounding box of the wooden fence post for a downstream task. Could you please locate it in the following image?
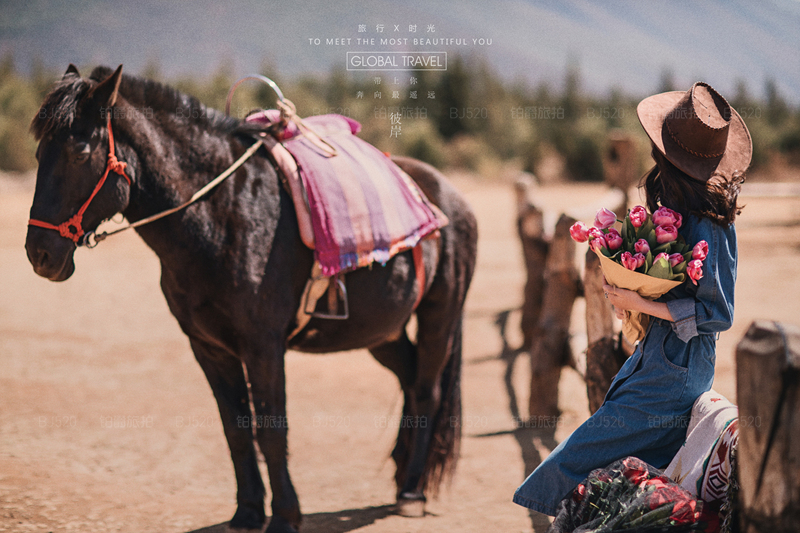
[583,249,628,413]
[528,214,580,419]
[516,177,549,353]
[736,320,800,532]
[604,131,639,206]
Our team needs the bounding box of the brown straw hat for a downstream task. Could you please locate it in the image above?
[637,82,752,182]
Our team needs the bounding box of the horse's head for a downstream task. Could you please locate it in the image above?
[26,64,130,281]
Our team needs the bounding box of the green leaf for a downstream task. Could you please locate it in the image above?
[639,218,654,238]
[648,257,672,279]
[621,218,628,247]
[625,216,635,248]
[646,229,657,250]
[645,251,653,272]
[653,242,671,255]
[673,261,687,275]
[670,273,686,282]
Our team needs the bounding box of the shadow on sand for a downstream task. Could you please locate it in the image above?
[186,504,395,533]
[472,309,560,533]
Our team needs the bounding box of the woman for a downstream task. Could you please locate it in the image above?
[513,82,752,516]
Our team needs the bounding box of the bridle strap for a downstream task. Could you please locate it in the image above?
[28,118,131,243]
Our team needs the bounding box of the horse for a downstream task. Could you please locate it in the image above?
[25,64,477,533]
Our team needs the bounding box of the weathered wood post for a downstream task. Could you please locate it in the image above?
[604,130,639,206]
[583,250,628,413]
[736,320,800,532]
[515,176,549,353]
[528,214,580,419]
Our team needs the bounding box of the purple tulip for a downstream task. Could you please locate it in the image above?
[594,208,617,230]
[629,206,648,228]
[634,253,646,269]
[604,228,623,250]
[634,239,650,255]
[653,206,683,229]
[570,221,590,243]
[692,240,708,261]
[687,259,704,285]
[590,237,606,253]
[655,224,678,244]
[668,253,685,268]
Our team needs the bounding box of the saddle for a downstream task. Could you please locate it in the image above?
[233,82,447,335]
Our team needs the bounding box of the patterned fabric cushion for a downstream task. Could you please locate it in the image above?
[664,390,739,504]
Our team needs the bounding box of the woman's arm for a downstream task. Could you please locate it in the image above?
[602,284,675,322]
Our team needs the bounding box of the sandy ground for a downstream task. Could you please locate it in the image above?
[1,170,799,533]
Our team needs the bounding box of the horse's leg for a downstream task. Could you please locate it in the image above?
[369,331,417,490]
[403,308,463,515]
[244,349,301,533]
[372,309,463,517]
[191,340,266,530]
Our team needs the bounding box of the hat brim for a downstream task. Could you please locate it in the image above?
[637,91,752,181]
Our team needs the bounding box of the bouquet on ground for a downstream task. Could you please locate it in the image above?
[548,456,720,533]
[570,206,708,342]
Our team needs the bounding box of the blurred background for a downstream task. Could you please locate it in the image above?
[2,0,799,182]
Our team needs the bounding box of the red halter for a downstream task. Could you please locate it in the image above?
[28,118,131,244]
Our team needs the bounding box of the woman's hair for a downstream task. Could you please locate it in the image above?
[642,147,745,225]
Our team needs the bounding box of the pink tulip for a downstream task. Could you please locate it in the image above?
[629,206,648,228]
[634,253,646,269]
[588,228,606,240]
[604,228,623,250]
[668,253,685,268]
[634,239,650,255]
[594,208,617,230]
[654,252,669,264]
[655,224,678,244]
[570,221,590,243]
[653,206,683,228]
[692,240,708,261]
[621,252,638,270]
[687,259,704,285]
[590,237,606,253]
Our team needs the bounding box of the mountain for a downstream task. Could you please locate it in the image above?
[1,0,799,102]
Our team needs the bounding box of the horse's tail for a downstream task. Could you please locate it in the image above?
[422,314,463,496]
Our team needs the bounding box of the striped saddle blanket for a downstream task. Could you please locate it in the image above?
[247,111,448,277]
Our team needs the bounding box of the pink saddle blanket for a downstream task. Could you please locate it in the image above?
[247,111,448,277]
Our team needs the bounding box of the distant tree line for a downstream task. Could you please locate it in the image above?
[2,53,798,181]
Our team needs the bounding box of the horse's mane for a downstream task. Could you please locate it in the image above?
[31,66,244,141]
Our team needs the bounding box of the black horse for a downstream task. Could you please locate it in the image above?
[25,65,477,532]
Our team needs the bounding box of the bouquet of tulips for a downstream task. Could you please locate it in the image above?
[549,456,720,533]
[570,206,708,342]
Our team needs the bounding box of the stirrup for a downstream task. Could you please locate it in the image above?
[303,275,349,320]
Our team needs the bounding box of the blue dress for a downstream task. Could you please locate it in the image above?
[513,214,738,516]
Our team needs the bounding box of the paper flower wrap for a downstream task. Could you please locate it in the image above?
[595,251,680,343]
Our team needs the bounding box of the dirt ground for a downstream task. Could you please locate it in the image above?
[2,170,799,533]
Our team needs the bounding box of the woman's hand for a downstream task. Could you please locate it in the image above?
[602,284,642,313]
[602,282,676,322]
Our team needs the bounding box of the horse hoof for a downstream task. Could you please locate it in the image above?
[265,515,300,533]
[228,504,266,532]
[396,494,426,517]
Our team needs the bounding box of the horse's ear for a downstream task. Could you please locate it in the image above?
[87,64,123,109]
[63,64,80,79]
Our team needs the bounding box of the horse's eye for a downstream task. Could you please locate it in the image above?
[72,142,90,165]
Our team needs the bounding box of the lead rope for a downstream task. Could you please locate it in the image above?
[89,136,263,246]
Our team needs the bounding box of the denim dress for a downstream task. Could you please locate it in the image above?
[513,214,737,516]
